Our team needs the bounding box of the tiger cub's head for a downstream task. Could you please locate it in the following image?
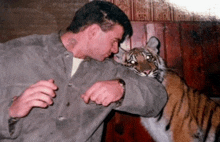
[114,36,166,82]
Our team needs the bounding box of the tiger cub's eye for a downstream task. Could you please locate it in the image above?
[146,55,153,62]
[131,60,135,64]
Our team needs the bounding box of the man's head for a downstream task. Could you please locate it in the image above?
[66,1,133,44]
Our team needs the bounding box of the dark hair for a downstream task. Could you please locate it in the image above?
[66,0,133,43]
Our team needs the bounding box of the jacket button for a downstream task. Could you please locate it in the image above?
[58,116,66,121]
[65,53,70,57]
[68,83,73,87]
[66,102,70,106]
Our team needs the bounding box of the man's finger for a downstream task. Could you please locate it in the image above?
[81,94,90,104]
[30,92,54,105]
[28,100,49,108]
[81,83,99,103]
[31,79,58,90]
[28,86,57,98]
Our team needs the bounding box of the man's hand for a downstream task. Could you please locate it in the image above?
[81,80,124,106]
[9,79,58,118]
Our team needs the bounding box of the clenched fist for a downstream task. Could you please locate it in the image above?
[81,80,124,106]
[9,79,58,118]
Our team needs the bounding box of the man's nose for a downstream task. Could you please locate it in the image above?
[112,43,119,53]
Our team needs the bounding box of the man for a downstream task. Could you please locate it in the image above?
[0,1,167,141]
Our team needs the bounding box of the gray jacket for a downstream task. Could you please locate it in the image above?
[0,33,167,142]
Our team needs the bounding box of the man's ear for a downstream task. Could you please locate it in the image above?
[87,24,101,40]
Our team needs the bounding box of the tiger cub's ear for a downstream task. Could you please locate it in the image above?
[114,47,128,64]
[145,36,160,55]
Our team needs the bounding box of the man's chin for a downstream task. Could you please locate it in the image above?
[99,56,109,61]
[99,58,106,61]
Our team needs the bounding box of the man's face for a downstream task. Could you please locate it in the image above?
[88,24,124,61]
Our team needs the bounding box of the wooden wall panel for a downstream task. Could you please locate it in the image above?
[130,22,147,48]
[181,23,206,90]
[145,22,165,59]
[109,0,219,21]
[0,0,89,43]
[152,0,172,21]
[173,9,192,21]
[133,0,152,21]
[199,23,220,66]
[129,22,166,59]
[217,23,220,53]
[198,23,220,96]
[164,23,183,76]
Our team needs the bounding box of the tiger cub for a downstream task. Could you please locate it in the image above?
[114,37,220,142]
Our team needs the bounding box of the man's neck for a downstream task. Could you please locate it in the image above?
[60,31,87,59]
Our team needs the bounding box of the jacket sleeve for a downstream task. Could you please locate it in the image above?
[114,63,168,117]
[0,83,24,139]
[0,44,24,139]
